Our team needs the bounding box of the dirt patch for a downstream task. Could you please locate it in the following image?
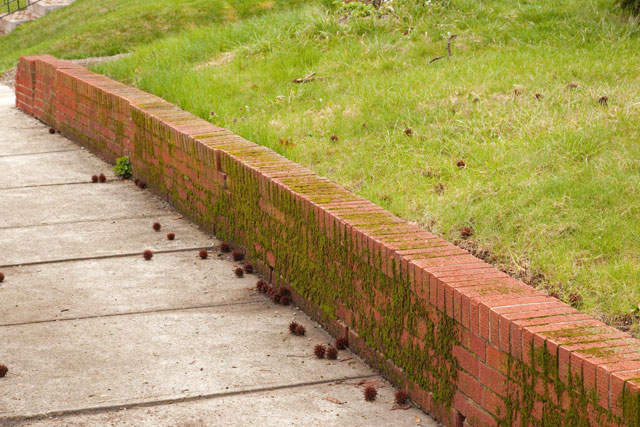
[194,51,236,70]
[457,238,546,290]
[0,53,129,88]
[71,53,129,68]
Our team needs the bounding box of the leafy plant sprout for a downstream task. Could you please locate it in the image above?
[113,156,132,179]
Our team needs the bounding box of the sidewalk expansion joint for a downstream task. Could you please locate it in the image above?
[0,180,122,191]
[0,148,81,158]
[0,213,177,231]
[0,375,378,424]
[0,246,216,269]
[0,300,262,328]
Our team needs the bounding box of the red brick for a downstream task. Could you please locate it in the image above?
[454,345,480,377]
[479,303,490,340]
[479,362,508,397]
[452,390,469,417]
[486,344,509,375]
[465,401,497,427]
[611,370,640,417]
[457,370,482,405]
[482,387,507,418]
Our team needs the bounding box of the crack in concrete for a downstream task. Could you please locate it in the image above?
[0,374,378,425]
[0,213,177,231]
[0,149,81,158]
[0,300,262,328]
[0,180,120,191]
[0,246,216,269]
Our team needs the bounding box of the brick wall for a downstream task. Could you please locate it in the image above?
[15,54,640,426]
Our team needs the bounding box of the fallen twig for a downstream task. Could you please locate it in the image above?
[447,34,457,57]
[430,34,458,64]
[292,72,320,83]
[323,396,346,405]
[391,404,412,410]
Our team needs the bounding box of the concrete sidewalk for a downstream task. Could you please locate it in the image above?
[0,84,438,427]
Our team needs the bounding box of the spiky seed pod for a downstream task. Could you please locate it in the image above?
[99,173,106,183]
[404,128,413,136]
[49,128,55,134]
[234,267,244,278]
[134,178,140,185]
[271,293,281,304]
[0,272,4,283]
[326,346,338,360]
[243,263,254,274]
[167,233,175,241]
[335,337,348,350]
[256,279,267,292]
[91,175,99,183]
[314,344,326,359]
[143,250,153,260]
[599,96,609,106]
[279,288,291,297]
[199,250,208,260]
[232,250,244,261]
[279,295,291,306]
[456,160,466,168]
[263,284,272,295]
[364,386,377,401]
[220,242,231,253]
[294,324,306,336]
[330,134,339,141]
[460,226,474,239]
[0,365,7,378]
[395,390,409,405]
[138,181,147,189]
[289,321,300,334]
[535,93,543,99]
[153,222,161,232]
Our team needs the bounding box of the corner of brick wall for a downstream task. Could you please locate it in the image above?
[15,54,640,427]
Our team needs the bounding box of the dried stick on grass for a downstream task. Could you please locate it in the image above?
[447,34,457,57]
[292,72,322,83]
[430,34,457,64]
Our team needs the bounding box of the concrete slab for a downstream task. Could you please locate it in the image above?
[0,181,173,229]
[0,252,259,325]
[16,380,431,427]
[0,304,371,418]
[0,217,212,266]
[0,149,118,189]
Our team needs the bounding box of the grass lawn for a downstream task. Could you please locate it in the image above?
[0,0,305,71]
[3,0,640,335]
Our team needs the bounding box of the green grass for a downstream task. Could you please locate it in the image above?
[4,0,640,335]
[0,0,304,71]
